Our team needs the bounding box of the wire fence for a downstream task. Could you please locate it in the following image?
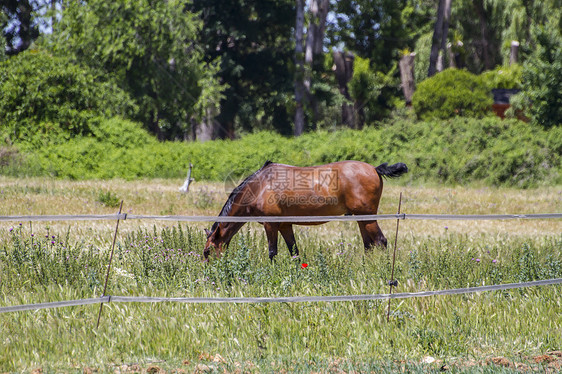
[2,278,562,314]
[1,212,561,223]
[1,211,561,316]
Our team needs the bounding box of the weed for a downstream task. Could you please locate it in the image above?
[97,189,121,208]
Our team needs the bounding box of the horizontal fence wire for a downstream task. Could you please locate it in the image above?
[2,278,562,314]
[0,214,127,222]
[1,213,561,223]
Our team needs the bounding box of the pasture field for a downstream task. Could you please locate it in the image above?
[1,177,562,373]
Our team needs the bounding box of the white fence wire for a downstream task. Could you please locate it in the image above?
[1,212,561,223]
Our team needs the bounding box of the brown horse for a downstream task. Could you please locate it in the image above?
[204,160,408,260]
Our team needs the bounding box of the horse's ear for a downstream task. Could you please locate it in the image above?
[204,228,211,237]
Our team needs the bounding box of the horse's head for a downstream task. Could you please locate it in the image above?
[203,225,226,260]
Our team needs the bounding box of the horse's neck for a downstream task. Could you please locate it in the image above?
[221,222,245,246]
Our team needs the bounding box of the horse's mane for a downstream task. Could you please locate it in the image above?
[208,160,273,236]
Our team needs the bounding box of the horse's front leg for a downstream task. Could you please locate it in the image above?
[263,222,280,260]
[279,223,299,257]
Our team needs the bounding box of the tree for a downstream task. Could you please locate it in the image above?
[519,20,562,127]
[294,0,330,135]
[191,0,294,138]
[330,0,432,124]
[1,0,40,55]
[428,0,452,77]
[333,51,355,128]
[331,0,427,73]
[0,49,135,147]
[46,0,222,140]
[449,0,506,72]
[294,0,306,136]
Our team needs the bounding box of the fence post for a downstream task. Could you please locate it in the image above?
[387,192,403,322]
[96,201,124,329]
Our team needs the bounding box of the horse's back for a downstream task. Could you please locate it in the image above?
[254,161,383,216]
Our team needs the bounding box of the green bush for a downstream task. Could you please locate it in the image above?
[23,117,560,187]
[412,68,493,120]
[480,64,523,90]
[33,116,157,179]
[0,49,136,148]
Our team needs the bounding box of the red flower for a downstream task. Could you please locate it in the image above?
[301,263,308,269]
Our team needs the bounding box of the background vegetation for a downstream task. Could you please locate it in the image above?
[0,0,559,192]
[1,115,560,188]
[1,0,561,140]
[0,0,560,190]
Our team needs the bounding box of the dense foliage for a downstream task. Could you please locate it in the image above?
[190,0,295,137]
[46,0,223,140]
[3,116,559,188]
[479,64,522,90]
[349,56,399,124]
[412,69,493,120]
[517,21,562,128]
[0,0,559,187]
[0,49,136,147]
[2,0,559,136]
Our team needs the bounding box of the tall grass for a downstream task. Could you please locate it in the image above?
[1,222,561,372]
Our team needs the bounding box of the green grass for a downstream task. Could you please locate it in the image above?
[1,178,561,372]
[1,222,561,372]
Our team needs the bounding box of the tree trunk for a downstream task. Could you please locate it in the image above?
[473,0,492,70]
[440,0,452,67]
[428,0,452,76]
[428,0,445,77]
[294,0,305,136]
[333,51,355,128]
[150,110,163,140]
[510,40,519,65]
[399,52,416,105]
[303,0,329,128]
[195,108,215,142]
[437,50,444,72]
[313,0,329,55]
[447,42,456,68]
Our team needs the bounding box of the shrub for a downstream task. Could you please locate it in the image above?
[412,68,493,120]
[34,116,157,179]
[480,64,523,90]
[0,49,136,148]
[25,117,561,187]
[90,116,155,148]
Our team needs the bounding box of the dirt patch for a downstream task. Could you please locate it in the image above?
[446,353,562,373]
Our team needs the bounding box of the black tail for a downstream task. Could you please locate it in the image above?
[375,162,408,179]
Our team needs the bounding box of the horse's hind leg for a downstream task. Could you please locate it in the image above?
[264,222,280,260]
[279,223,299,257]
[357,220,387,251]
[358,221,374,250]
